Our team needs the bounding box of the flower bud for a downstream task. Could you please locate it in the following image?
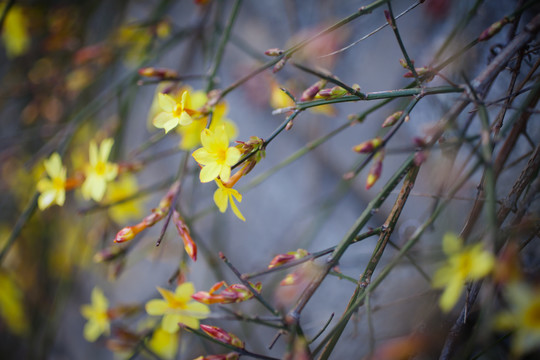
[94,245,127,263]
[273,57,288,73]
[173,210,197,261]
[264,48,284,56]
[200,325,245,348]
[382,111,403,128]
[138,67,178,79]
[114,227,135,243]
[193,353,239,360]
[479,17,509,42]
[366,152,384,190]
[352,137,383,153]
[300,80,326,101]
[268,249,309,268]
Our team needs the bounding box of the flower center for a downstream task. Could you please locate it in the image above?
[95,161,106,176]
[53,176,65,190]
[216,148,228,164]
[173,104,183,117]
[457,253,473,278]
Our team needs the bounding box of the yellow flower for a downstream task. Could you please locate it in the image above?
[81,287,110,342]
[81,138,118,202]
[145,282,210,333]
[432,233,494,312]
[105,174,144,223]
[36,153,66,210]
[0,271,29,336]
[192,126,241,183]
[495,282,540,356]
[1,4,30,58]
[176,90,237,150]
[214,180,245,221]
[146,325,179,360]
[153,91,194,133]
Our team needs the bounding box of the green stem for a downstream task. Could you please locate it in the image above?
[386,2,420,84]
[206,0,243,92]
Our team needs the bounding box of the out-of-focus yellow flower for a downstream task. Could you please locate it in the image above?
[0,271,29,336]
[106,174,144,223]
[1,4,30,58]
[432,233,494,312]
[495,282,540,356]
[145,282,210,333]
[81,287,110,342]
[192,126,241,183]
[146,325,179,360]
[37,153,66,210]
[214,180,245,221]
[153,92,194,133]
[115,24,152,65]
[82,138,118,202]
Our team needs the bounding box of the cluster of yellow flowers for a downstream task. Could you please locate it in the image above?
[152,88,246,221]
[36,138,119,210]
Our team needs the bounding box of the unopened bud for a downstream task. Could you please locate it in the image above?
[200,325,245,348]
[273,57,288,73]
[300,80,326,101]
[193,353,240,360]
[366,152,384,190]
[138,67,178,79]
[173,210,197,261]
[264,48,284,56]
[479,17,509,42]
[352,137,383,153]
[384,10,394,27]
[285,120,294,130]
[268,249,309,268]
[382,111,403,128]
[94,246,127,262]
[114,227,135,243]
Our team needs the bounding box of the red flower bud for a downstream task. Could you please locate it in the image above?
[382,111,404,128]
[264,48,284,56]
[173,210,197,261]
[200,325,245,348]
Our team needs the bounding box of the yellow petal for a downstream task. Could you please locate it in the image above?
[157,287,177,305]
[91,287,108,310]
[162,314,182,333]
[229,195,246,221]
[37,178,53,193]
[219,165,231,183]
[99,138,114,163]
[439,278,463,312]
[192,148,214,165]
[442,233,462,255]
[180,90,189,109]
[184,302,210,317]
[44,153,62,177]
[153,112,177,133]
[200,128,213,149]
[225,147,241,166]
[175,314,199,329]
[178,111,193,126]
[83,320,102,342]
[145,299,168,315]
[174,282,195,303]
[213,125,229,150]
[56,189,65,206]
[89,141,98,166]
[38,190,56,210]
[432,265,453,288]
[158,93,176,113]
[200,163,221,183]
[468,247,494,279]
[213,188,228,212]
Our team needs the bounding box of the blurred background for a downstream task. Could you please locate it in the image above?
[1,0,539,359]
